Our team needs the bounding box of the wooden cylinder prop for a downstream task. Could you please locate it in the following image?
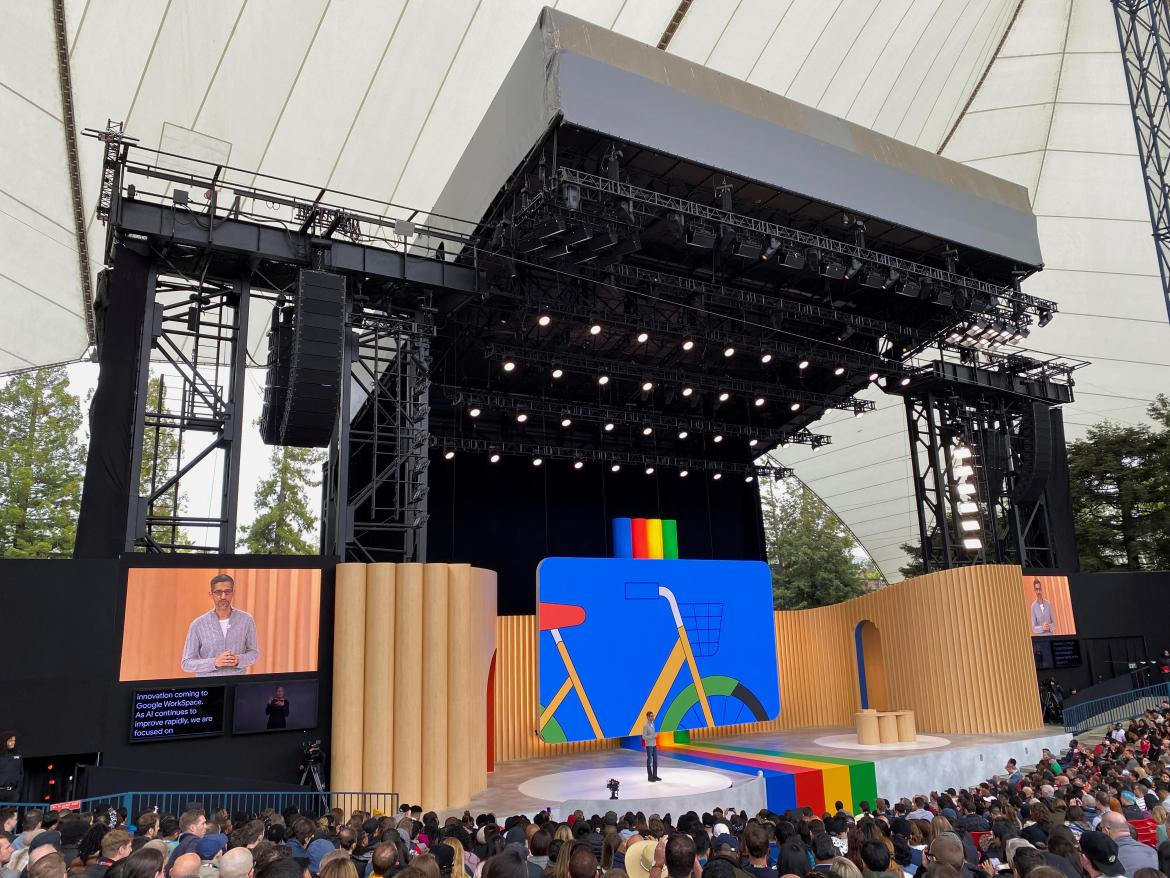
[362,564,396,792]
[855,710,879,745]
[392,564,424,806]
[877,711,898,743]
[421,564,450,807]
[896,710,917,743]
[331,563,368,791]
[446,565,473,807]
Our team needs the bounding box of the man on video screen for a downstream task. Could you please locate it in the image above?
[1031,577,1056,636]
[181,573,260,676]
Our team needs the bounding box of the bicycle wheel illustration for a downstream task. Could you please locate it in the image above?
[659,675,770,731]
[538,706,568,743]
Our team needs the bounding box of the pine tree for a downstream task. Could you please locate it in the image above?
[241,445,324,554]
[897,542,926,579]
[762,478,870,609]
[0,367,85,557]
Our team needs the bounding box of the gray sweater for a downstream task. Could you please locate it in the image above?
[181,608,260,675]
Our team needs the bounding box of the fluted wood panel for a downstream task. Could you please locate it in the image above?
[497,565,1042,761]
[469,568,498,795]
[362,564,395,792]
[393,564,424,806]
[421,564,450,806]
[447,565,473,807]
[331,564,367,791]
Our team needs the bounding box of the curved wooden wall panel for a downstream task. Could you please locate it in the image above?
[331,563,367,791]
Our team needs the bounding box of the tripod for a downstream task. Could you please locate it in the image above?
[299,760,328,813]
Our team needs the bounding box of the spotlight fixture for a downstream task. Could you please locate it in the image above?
[443,450,455,460]
[611,463,621,472]
[589,323,602,335]
[598,375,610,385]
[604,422,615,432]
[790,402,801,412]
[761,353,773,364]
[679,469,689,478]
[678,430,689,440]
[682,339,695,351]
[834,366,845,376]
[489,452,501,464]
[960,519,980,532]
[718,391,730,402]
[645,466,655,475]
[749,439,759,447]
[713,434,723,443]
[532,457,543,467]
[868,372,879,381]
[963,537,983,550]
[798,359,809,370]
[641,381,653,392]
[723,346,735,358]
[468,407,481,418]
[516,413,528,423]
[636,331,650,344]
[957,500,978,515]
[502,359,516,372]
[744,475,754,483]
[754,397,765,407]
[560,417,572,427]
[854,409,864,418]
[642,426,653,436]
[713,472,723,481]
[900,377,911,386]
[573,459,584,470]
[551,367,564,379]
[681,386,694,397]
[537,314,551,327]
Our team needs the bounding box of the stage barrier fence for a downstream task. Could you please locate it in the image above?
[4,791,399,822]
[1062,682,1170,733]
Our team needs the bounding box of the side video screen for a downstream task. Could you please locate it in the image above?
[232,679,320,735]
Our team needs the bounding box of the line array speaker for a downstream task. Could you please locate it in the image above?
[259,304,294,445]
[1013,402,1054,502]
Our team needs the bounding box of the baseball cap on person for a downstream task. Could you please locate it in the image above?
[713,834,739,853]
[29,831,62,851]
[432,844,454,871]
[1120,791,1136,804]
[1080,831,1124,877]
[196,834,228,860]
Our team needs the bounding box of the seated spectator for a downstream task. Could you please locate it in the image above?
[85,830,133,878]
[1078,832,1124,878]
[860,842,898,878]
[1100,812,1157,875]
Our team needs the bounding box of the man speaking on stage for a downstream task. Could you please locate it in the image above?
[181,573,260,676]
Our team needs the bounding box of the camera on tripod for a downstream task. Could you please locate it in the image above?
[301,739,324,766]
[1039,678,1064,724]
[606,778,620,800]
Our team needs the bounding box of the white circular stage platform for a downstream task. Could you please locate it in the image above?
[812,733,951,751]
[518,766,764,819]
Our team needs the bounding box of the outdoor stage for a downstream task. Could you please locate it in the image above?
[453,725,1071,819]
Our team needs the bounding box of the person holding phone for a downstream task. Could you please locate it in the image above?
[265,686,290,729]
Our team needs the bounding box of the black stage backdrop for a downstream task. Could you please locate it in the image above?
[0,556,334,796]
[425,451,769,615]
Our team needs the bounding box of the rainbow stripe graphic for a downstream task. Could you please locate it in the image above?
[623,733,877,814]
[613,517,679,559]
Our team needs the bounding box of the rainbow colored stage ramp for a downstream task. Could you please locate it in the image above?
[624,732,876,814]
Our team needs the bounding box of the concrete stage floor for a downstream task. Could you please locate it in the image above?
[447,725,1070,818]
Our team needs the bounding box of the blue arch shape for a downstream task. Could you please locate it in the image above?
[854,620,870,709]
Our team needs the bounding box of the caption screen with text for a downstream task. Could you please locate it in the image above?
[130,686,225,742]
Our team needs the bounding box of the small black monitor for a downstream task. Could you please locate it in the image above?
[232,678,319,735]
[130,685,225,743]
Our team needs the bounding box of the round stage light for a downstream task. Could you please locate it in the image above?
[573,460,584,470]
[901,376,911,386]
[678,430,688,440]
[723,346,735,358]
[489,452,501,463]
[855,410,864,418]
[502,359,516,372]
[443,450,455,460]
[641,381,653,392]
[679,469,689,478]
[532,457,543,467]
[468,407,481,418]
[636,332,649,344]
[744,475,754,483]
[516,413,528,423]
[642,426,653,436]
[552,368,564,379]
[718,391,730,402]
[598,374,610,385]
[798,359,809,370]
[790,402,801,411]
[868,372,879,381]
[682,386,694,397]
[761,353,773,364]
[561,417,572,427]
[754,397,765,407]
[604,422,615,432]
[834,366,845,376]
[537,314,551,327]
[749,438,758,447]
[589,323,602,335]
[682,339,695,351]
[610,463,621,472]
[713,434,723,443]
[645,466,655,475]
[713,472,723,480]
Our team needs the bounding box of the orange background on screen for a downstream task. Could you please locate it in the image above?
[1021,574,1076,636]
[120,567,322,681]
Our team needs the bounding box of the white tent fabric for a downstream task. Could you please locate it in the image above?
[3,0,1169,578]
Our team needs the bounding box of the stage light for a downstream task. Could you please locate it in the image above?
[958,501,978,515]
[855,410,864,418]
[723,346,735,358]
[790,402,801,412]
[611,463,621,472]
[749,438,759,447]
[953,464,974,478]
[598,375,610,385]
[682,339,695,351]
[679,469,689,478]
[963,537,983,550]
[844,257,863,280]
[537,314,551,327]
[868,372,879,381]
[960,519,980,532]
[952,446,972,462]
[637,331,650,344]
[642,426,653,436]
[573,459,584,469]
[678,430,688,440]
[604,422,615,432]
[744,475,754,483]
[956,482,977,496]
[682,386,694,397]
[877,376,888,387]
[754,397,765,407]
[516,413,528,423]
[589,323,602,335]
[834,366,845,376]
[489,452,501,464]
[468,407,481,418]
[718,391,730,402]
[713,472,722,480]
[502,359,516,372]
[443,450,455,460]
[761,353,773,364]
[641,380,653,392]
[900,377,911,386]
[532,457,543,467]
[1038,307,1053,327]
[561,417,572,427]
[798,359,809,370]
[762,237,782,260]
[645,466,655,475]
[713,434,723,443]
[837,325,856,343]
[552,368,564,379]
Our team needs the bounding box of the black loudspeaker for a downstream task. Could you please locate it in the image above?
[1014,402,1054,502]
[259,270,345,448]
[259,304,294,445]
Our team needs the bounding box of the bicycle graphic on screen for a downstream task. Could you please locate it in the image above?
[538,581,770,742]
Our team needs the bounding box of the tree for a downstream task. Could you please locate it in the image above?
[0,367,85,557]
[138,375,192,549]
[762,479,871,609]
[241,445,324,554]
[1066,397,1169,570]
[898,542,925,579]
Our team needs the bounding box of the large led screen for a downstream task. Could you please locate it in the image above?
[120,567,321,682]
[537,558,779,743]
[1022,574,1076,637]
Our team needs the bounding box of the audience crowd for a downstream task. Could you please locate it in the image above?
[6,709,1170,878]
